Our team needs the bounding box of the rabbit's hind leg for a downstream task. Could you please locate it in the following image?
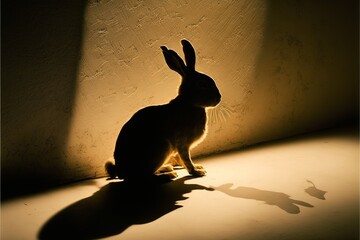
[154,170,178,181]
[166,153,183,168]
[154,162,178,181]
[125,168,177,183]
[156,164,174,173]
[123,140,174,182]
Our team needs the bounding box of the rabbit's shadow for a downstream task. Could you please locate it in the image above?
[38,176,211,240]
[212,183,314,214]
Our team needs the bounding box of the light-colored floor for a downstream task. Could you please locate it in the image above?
[1,126,359,240]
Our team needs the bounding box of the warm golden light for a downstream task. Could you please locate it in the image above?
[2,127,358,239]
[2,0,358,239]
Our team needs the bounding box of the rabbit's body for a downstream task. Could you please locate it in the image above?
[107,40,221,182]
[114,97,207,180]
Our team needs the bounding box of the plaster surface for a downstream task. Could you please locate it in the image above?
[2,0,358,189]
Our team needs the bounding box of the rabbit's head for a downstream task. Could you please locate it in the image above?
[161,40,221,108]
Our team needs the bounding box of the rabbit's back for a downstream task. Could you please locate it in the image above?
[115,101,207,152]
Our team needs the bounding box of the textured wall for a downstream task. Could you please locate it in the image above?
[2,0,358,193]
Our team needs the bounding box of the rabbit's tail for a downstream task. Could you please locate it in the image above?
[105,161,117,179]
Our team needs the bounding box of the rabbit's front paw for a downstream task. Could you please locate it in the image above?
[190,168,207,177]
[194,164,204,170]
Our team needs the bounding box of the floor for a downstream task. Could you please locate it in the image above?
[1,126,359,240]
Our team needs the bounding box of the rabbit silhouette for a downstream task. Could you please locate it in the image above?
[106,39,221,182]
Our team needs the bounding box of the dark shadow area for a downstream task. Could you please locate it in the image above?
[212,183,313,214]
[305,180,327,200]
[247,0,359,142]
[1,0,87,199]
[38,176,212,239]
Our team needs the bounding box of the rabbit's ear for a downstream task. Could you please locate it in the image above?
[161,46,186,76]
[181,39,196,71]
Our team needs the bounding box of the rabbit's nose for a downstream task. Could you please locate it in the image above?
[217,92,222,102]
[213,93,221,106]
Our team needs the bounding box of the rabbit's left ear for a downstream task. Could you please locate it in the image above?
[161,46,186,76]
[181,39,196,71]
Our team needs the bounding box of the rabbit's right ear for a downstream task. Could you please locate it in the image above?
[181,39,196,71]
[161,46,186,76]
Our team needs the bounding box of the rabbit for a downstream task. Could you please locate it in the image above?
[106,39,221,182]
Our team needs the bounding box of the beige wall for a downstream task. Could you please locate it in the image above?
[2,0,358,193]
